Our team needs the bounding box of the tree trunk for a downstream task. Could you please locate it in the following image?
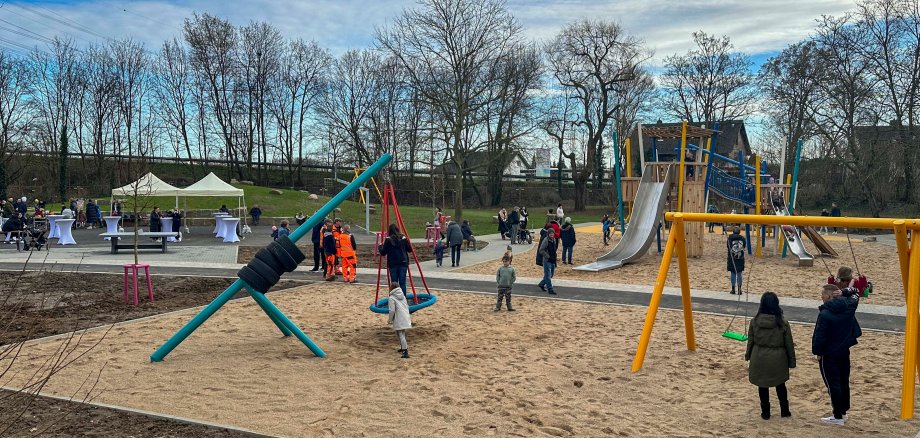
[453,165,464,221]
[573,174,588,211]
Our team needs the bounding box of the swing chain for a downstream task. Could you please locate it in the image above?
[844,227,861,276]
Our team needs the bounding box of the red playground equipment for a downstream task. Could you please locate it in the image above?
[369,183,438,314]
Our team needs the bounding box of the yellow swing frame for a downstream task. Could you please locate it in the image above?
[352,167,382,205]
[631,212,920,420]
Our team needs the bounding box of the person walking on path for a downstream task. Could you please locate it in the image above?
[537,224,558,295]
[495,254,516,311]
[727,227,746,294]
[508,207,521,244]
[560,217,576,264]
[555,203,564,222]
[830,202,841,234]
[446,220,464,267]
[813,284,862,426]
[746,292,796,420]
[310,218,325,272]
[378,223,412,292]
[387,282,412,359]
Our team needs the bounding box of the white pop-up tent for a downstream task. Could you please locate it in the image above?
[181,172,247,222]
[111,172,183,211]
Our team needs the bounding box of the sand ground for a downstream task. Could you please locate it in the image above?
[465,228,907,307]
[1,284,917,437]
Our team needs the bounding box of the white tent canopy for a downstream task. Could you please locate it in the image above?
[111,172,183,197]
[182,172,244,197]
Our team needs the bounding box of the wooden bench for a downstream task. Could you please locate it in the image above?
[100,231,179,254]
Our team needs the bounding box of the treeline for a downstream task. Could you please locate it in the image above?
[0,0,915,217]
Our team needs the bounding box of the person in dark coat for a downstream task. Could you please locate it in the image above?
[519,207,529,230]
[171,208,183,241]
[322,223,339,281]
[460,219,475,249]
[727,226,746,294]
[508,207,521,244]
[149,207,161,232]
[310,217,326,272]
[378,223,412,292]
[446,220,463,267]
[249,205,262,226]
[745,292,795,420]
[86,200,101,228]
[812,284,862,426]
[537,224,558,295]
[559,217,576,264]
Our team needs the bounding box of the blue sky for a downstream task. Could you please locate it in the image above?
[0,0,857,67]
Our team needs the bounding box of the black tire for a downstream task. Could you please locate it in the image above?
[248,257,280,285]
[275,235,306,264]
[238,266,272,293]
[255,248,286,276]
[267,242,299,272]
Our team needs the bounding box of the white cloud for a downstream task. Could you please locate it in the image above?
[0,0,856,63]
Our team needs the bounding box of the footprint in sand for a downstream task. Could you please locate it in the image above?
[339,405,350,413]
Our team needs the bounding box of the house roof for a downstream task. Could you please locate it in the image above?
[629,120,751,159]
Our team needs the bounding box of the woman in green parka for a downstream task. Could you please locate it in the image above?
[745,292,796,420]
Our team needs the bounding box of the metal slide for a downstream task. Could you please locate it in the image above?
[769,192,815,267]
[574,164,674,272]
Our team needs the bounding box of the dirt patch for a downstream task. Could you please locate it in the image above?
[0,271,308,345]
[0,390,252,437]
[237,240,488,265]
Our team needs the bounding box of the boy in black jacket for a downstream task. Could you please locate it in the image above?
[812,284,862,426]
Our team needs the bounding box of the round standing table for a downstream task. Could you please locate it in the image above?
[103,216,121,240]
[160,217,177,242]
[56,219,77,245]
[213,213,230,236]
[47,214,65,239]
[220,217,240,243]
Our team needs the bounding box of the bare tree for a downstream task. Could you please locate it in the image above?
[660,31,757,124]
[111,39,148,160]
[184,13,244,179]
[268,39,330,186]
[154,38,196,175]
[0,51,31,199]
[378,0,522,220]
[483,44,542,206]
[758,41,823,174]
[77,45,119,192]
[321,49,381,168]
[546,20,648,210]
[240,21,282,181]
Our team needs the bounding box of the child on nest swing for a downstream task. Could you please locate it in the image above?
[387,281,412,359]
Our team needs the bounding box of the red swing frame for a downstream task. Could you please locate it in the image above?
[374,184,431,305]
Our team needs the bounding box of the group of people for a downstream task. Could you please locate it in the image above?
[1,196,110,243]
[308,216,359,283]
[497,206,531,244]
[744,267,862,426]
[148,207,185,241]
[819,202,843,234]
[432,208,475,267]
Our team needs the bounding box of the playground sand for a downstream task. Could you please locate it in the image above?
[1,284,916,437]
[463,230,907,306]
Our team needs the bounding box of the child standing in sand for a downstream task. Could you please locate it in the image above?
[387,282,412,358]
[745,292,795,420]
[601,214,612,246]
[495,255,516,311]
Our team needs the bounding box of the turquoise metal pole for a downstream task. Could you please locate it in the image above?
[248,288,326,358]
[150,153,393,362]
[150,282,243,361]
[252,293,293,337]
[782,139,804,258]
[612,130,626,235]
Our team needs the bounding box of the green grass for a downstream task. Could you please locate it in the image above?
[110,183,614,238]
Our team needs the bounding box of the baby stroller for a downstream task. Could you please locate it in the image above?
[22,226,47,251]
[517,226,534,244]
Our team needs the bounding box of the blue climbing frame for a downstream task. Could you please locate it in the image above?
[150,154,393,362]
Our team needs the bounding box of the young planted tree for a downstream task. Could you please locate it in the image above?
[546,20,648,210]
